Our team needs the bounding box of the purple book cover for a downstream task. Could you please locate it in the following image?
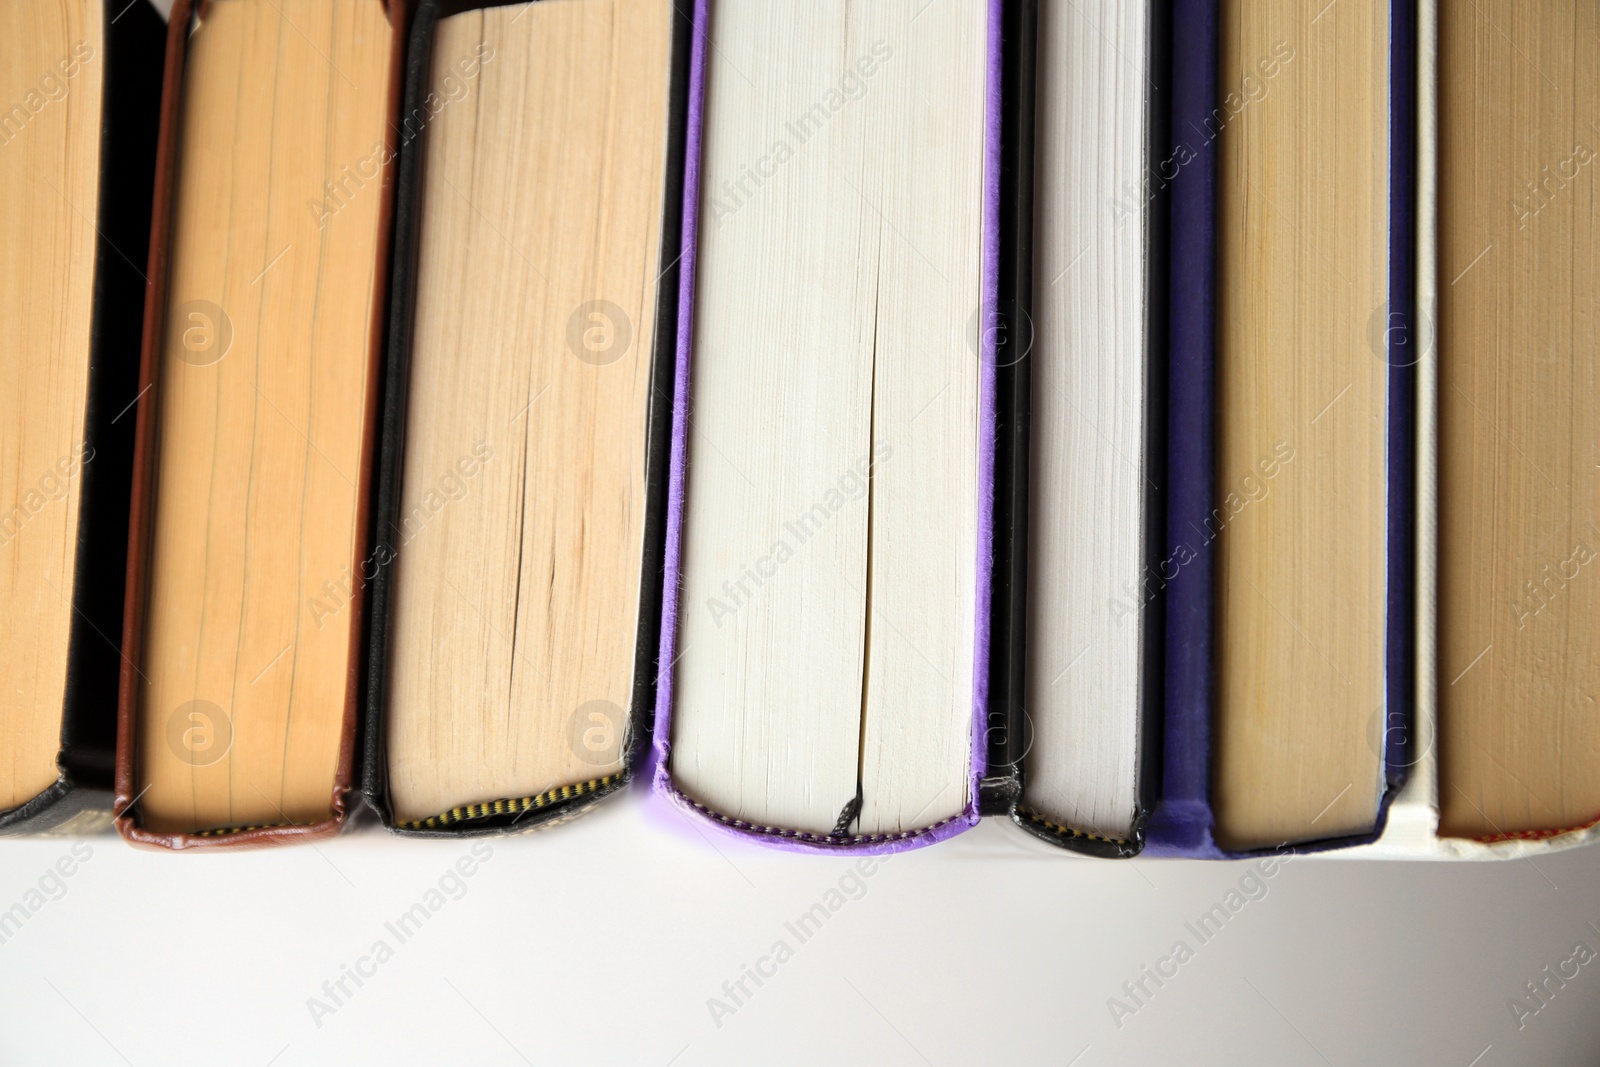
[1145,0,1416,859]
[648,0,1003,855]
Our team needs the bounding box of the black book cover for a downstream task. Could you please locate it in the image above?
[987,0,1170,858]
[0,0,165,837]
[360,0,694,836]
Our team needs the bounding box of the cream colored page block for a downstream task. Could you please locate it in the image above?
[855,0,982,835]
[0,1,103,811]
[674,0,981,835]
[138,0,390,832]
[1213,0,1388,849]
[386,0,669,823]
[1021,0,1147,840]
[1437,0,1600,839]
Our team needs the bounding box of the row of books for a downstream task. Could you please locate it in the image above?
[1,0,1593,859]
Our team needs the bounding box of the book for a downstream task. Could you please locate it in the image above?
[1209,0,1397,851]
[1283,0,1600,863]
[1148,0,1417,856]
[651,0,997,851]
[1434,0,1599,844]
[115,0,405,848]
[0,0,164,836]
[1002,0,1164,854]
[362,0,689,835]
[29,0,1586,862]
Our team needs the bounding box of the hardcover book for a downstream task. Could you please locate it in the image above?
[29,0,1589,862]
[115,0,408,848]
[987,0,1169,857]
[361,0,691,836]
[1359,0,1600,860]
[1147,0,1417,858]
[0,0,164,837]
[1147,0,1600,862]
[651,0,1180,858]
[650,0,1000,852]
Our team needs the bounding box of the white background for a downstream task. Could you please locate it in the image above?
[10,2,1591,1063]
[3,792,1600,1066]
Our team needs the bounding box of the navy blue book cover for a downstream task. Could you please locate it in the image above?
[1145,0,1416,858]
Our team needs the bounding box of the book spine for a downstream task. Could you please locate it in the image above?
[980,0,1035,818]
[1382,0,1420,800]
[1144,0,1221,860]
